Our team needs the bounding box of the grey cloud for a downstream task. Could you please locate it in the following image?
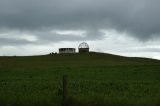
[0,0,160,44]
[0,38,33,46]
[120,46,160,53]
[136,47,160,53]
[33,29,104,43]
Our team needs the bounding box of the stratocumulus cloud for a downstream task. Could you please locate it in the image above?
[0,0,160,40]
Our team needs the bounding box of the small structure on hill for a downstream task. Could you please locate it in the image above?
[59,48,76,53]
[78,42,89,53]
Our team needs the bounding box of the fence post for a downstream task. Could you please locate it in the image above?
[63,75,68,106]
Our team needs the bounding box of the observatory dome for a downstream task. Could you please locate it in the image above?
[78,42,89,53]
[78,42,89,48]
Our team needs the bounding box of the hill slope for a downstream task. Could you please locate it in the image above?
[0,52,160,106]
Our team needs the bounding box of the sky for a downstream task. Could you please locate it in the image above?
[0,0,160,59]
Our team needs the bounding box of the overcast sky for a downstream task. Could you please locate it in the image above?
[0,0,160,59]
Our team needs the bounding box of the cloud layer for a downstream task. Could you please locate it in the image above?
[0,0,160,58]
[1,0,160,40]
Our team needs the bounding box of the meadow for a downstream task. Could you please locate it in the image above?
[0,52,160,106]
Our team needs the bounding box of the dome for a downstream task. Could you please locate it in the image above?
[78,42,89,48]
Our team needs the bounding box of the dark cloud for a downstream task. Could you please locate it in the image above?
[0,0,160,45]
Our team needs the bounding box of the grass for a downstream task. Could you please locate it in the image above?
[0,52,160,106]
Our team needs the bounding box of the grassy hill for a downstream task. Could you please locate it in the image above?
[0,52,160,106]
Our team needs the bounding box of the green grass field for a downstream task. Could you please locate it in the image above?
[0,52,160,106]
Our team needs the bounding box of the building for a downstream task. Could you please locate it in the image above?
[78,42,89,53]
[59,48,76,53]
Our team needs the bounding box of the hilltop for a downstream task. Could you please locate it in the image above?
[0,52,159,69]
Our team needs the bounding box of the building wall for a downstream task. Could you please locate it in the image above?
[59,48,76,53]
[79,48,89,53]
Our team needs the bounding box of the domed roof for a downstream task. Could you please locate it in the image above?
[78,42,89,48]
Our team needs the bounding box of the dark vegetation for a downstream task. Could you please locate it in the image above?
[0,52,160,106]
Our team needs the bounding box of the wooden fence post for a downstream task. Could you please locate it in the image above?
[63,75,68,105]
